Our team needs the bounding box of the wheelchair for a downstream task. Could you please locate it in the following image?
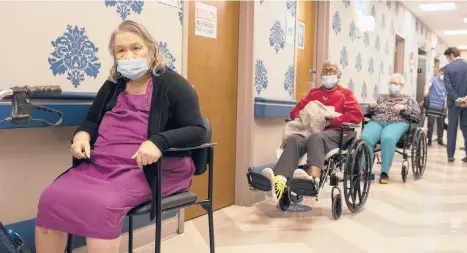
[362,104,428,183]
[246,122,373,220]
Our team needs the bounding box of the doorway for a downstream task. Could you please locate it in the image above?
[394,35,405,74]
[185,1,239,220]
[295,1,316,100]
[417,48,427,103]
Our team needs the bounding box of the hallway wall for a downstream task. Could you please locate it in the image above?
[329,1,447,102]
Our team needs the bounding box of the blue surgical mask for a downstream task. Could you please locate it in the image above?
[388,84,400,94]
[117,58,149,80]
[322,75,338,89]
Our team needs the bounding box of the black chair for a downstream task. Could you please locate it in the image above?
[66,117,216,253]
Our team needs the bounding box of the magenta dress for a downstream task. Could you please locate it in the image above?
[36,81,195,239]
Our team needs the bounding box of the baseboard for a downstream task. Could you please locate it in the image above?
[71,213,181,253]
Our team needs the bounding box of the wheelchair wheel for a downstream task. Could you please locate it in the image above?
[331,193,342,220]
[411,130,428,179]
[279,189,291,211]
[401,162,408,183]
[343,139,372,213]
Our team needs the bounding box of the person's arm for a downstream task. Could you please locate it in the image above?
[328,91,364,127]
[73,81,112,143]
[401,96,421,121]
[424,77,434,96]
[290,93,311,119]
[444,68,461,103]
[148,75,207,152]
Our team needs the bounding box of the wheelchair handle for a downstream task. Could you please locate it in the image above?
[0,85,63,126]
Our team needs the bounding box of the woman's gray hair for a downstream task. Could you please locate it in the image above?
[108,20,167,82]
[390,73,405,85]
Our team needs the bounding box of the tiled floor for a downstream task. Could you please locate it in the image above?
[138,141,467,253]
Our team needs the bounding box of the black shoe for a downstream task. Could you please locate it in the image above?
[462,157,467,163]
[438,141,446,146]
[379,172,389,184]
[427,139,432,146]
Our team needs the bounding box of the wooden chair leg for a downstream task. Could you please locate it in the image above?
[128,216,133,253]
[66,234,73,253]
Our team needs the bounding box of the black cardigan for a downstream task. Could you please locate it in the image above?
[74,69,206,157]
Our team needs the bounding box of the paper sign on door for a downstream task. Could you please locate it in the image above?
[195,2,217,39]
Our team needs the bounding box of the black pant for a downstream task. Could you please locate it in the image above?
[427,115,444,142]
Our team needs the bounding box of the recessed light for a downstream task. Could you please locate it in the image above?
[458,45,467,50]
[419,3,457,12]
[443,30,467,35]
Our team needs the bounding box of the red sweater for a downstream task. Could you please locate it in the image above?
[290,86,363,129]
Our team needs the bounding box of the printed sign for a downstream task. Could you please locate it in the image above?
[195,2,217,39]
[285,14,295,45]
[297,21,305,50]
[157,0,180,8]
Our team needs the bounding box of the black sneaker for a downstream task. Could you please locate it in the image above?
[438,141,446,146]
[427,139,432,146]
[379,172,389,184]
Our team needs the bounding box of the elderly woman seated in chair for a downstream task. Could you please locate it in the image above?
[361,73,421,184]
[35,20,206,253]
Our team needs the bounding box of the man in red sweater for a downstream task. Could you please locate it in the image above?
[262,60,364,204]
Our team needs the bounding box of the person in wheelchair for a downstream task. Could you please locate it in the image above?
[362,73,421,184]
[261,60,364,204]
[35,20,206,253]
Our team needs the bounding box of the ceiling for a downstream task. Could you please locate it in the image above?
[402,1,467,47]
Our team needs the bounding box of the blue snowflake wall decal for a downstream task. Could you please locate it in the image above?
[349,21,357,42]
[380,61,384,75]
[395,1,399,15]
[48,25,101,88]
[178,0,183,25]
[105,0,144,20]
[363,32,370,47]
[284,66,295,96]
[368,57,374,75]
[286,0,296,16]
[381,14,386,29]
[348,78,355,93]
[269,21,285,54]
[361,81,368,101]
[255,59,268,95]
[332,11,341,35]
[343,0,351,8]
[340,46,348,69]
[159,42,176,71]
[375,35,380,52]
[390,21,395,34]
[356,53,362,72]
[385,41,389,55]
[373,84,379,100]
[386,0,391,10]
[371,5,376,18]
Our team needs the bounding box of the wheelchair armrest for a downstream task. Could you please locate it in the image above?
[341,123,360,130]
[164,143,217,152]
[400,110,419,124]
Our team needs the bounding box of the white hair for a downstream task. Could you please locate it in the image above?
[390,73,405,85]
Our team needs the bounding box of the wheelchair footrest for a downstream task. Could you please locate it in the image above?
[288,178,318,197]
[247,172,272,192]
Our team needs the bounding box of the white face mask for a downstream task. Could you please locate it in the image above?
[388,84,400,94]
[440,75,444,81]
[322,75,338,89]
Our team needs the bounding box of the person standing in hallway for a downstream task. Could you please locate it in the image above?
[424,67,446,146]
[443,47,467,162]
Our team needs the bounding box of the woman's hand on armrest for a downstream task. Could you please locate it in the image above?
[70,131,91,159]
[131,140,162,169]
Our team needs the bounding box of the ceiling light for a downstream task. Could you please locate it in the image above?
[443,30,467,35]
[419,3,457,12]
[458,45,467,50]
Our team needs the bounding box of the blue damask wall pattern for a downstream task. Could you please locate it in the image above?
[348,78,355,93]
[380,61,384,75]
[373,84,378,100]
[340,46,348,69]
[105,0,144,20]
[283,66,295,96]
[159,42,176,71]
[286,0,296,16]
[48,25,101,88]
[343,0,351,8]
[381,14,386,29]
[371,5,376,18]
[355,53,362,72]
[363,32,370,47]
[332,11,341,35]
[385,41,389,55]
[349,21,357,42]
[269,21,285,54]
[375,35,380,52]
[255,59,268,95]
[178,0,183,25]
[368,57,374,75]
[386,0,391,10]
[361,81,367,101]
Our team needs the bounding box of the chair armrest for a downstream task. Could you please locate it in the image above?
[164,143,217,152]
[400,110,419,124]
